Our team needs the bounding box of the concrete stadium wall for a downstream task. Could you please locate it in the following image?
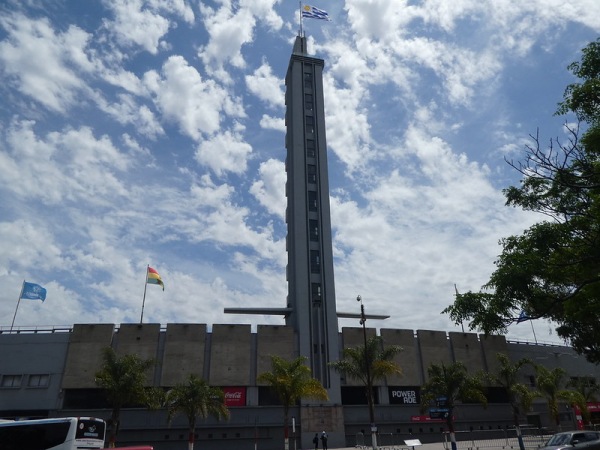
[3,324,600,450]
[62,323,114,389]
[161,323,206,386]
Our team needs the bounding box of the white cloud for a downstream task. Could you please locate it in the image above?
[198,3,256,80]
[195,128,253,176]
[0,120,131,205]
[240,0,284,31]
[250,158,286,219]
[97,93,165,139]
[259,114,285,131]
[245,61,284,109]
[0,220,63,273]
[103,0,194,55]
[143,55,244,140]
[0,14,91,112]
[323,74,372,172]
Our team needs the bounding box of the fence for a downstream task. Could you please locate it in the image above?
[442,428,553,450]
[351,427,553,450]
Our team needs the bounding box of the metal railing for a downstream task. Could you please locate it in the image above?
[349,427,553,450]
[442,428,553,450]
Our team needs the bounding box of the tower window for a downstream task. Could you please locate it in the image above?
[308,191,317,211]
[310,250,320,273]
[304,72,313,88]
[305,93,313,111]
[312,283,322,303]
[306,139,316,158]
[309,219,319,241]
[307,164,317,184]
[305,115,314,134]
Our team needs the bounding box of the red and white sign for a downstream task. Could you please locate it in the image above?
[573,402,600,430]
[411,415,443,422]
[223,387,246,407]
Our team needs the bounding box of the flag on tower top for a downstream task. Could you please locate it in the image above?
[302,5,330,21]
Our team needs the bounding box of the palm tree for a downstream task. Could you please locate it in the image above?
[165,374,230,450]
[486,353,538,450]
[534,365,572,430]
[94,347,156,447]
[566,377,600,426]
[421,361,487,450]
[329,335,402,449]
[257,355,328,450]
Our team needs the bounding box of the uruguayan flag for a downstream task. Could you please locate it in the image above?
[302,5,330,21]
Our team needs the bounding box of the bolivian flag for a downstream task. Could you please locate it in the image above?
[147,266,164,290]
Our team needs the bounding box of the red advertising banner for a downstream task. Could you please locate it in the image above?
[410,415,443,422]
[573,402,600,429]
[223,387,246,407]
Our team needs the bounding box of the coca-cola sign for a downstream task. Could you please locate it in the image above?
[223,387,246,407]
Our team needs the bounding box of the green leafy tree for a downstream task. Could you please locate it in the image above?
[165,374,230,450]
[421,362,488,450]
[485,354,538,450]
[329,335,402,449]
[534,365,572,430]
[257,355,328,450]
[94,347,156,447]
[443,38,600,363]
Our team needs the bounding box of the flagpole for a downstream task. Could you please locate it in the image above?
[530,319,538,344]
[10,280,25,332]
[140,265,149,324]
[299,1,303,36]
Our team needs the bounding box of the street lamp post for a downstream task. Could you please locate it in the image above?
[357,295,378,450]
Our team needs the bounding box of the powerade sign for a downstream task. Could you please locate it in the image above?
[389,387,420,405]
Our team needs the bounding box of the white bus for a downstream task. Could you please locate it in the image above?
[0,416,106,450]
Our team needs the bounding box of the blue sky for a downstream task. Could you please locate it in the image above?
[0,0,598,344]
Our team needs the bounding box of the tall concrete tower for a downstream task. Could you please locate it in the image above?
[284,35,340,401]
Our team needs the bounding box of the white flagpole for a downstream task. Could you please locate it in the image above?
[10,280,25,332]
[299,1,303,36]
[530,319,538,344]
[140,265,149,324]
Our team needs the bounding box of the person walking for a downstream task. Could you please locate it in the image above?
[313,433,319,450]
[320,431,328,450]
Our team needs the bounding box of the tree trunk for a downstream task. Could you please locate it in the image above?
[108,408,121,448]
[284,408,290,450]
[447,415,457,450]
[367,387,378,449]
[515,424,525,450]
[188,429,195,450]
[513,408,525,450]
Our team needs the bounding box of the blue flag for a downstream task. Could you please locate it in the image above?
[21,282,47,302]
[302,5,330,21]
[516,310,529,323]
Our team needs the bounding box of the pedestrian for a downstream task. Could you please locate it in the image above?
[313,433,319,450]
[320,431,328,450]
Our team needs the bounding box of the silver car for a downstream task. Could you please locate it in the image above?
[542,431,600,450]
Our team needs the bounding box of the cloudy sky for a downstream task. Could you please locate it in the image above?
[1,0,598,345]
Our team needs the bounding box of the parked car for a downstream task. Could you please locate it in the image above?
[541,431,600,450]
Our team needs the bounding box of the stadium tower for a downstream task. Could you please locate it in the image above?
[284,35,341,401]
